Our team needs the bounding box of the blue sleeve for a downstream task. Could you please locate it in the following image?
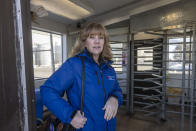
[40,59,75,123]
[109,67,123,106]
[111,78,123,106]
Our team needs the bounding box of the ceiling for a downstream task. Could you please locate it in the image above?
[31,0,180,27]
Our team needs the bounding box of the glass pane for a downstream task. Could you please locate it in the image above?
[168,37,191,43]
[52,34,62,70]
[169,44,182,52]
[110,43,123,72]
[168,37,192,75]
[112,50,122,55]
[114,68,123,72]
[169,53,182,60]
[113,57,122,64]
[168,62,182,70]
[186,44,192,51]
[167,63,192,74]
[112,65,122,68]
[32,30,51,51]
[33,51,53,78]
[137,48,153,71]
[110,43,123,48]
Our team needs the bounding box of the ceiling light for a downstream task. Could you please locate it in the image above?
[31,0,91,20]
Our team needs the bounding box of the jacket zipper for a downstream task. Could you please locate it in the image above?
[95,71,100,86]
[100,69,106,103]
[100,69,108,131]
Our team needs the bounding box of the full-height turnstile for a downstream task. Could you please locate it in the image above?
[130,37,166,120]
[128,24,196,131]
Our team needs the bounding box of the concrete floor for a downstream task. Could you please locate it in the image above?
[116,106,196,131]
[37,106,196,131]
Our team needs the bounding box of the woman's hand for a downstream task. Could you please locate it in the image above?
[102,96,118,121]
[70,111,87,129]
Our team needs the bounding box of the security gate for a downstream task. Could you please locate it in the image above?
[129,24,196,131]
[130,37,166,120]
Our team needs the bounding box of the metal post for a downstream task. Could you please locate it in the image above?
[181,25,187,131]
[161,31,167,120]
[61,35,64,63]
[50,34,55,72]
[189,24,196,131]
[15,0,29,130]
[188,33,192,102]
[126,24,131,112]
[130,33,134,113]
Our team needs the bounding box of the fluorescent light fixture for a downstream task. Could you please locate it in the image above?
[31,0,91,20]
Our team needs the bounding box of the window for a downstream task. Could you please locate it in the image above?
[168,37,192,74]
[110,42,124,72]
[137,48,153,71]
[32,29,63,79]
[52,34,63,70]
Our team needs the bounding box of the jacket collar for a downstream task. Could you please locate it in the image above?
[77,48,113,68]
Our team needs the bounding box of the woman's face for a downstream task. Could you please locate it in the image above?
[85,34,104,57]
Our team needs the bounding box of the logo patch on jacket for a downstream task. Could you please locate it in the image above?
[106,75,115,80]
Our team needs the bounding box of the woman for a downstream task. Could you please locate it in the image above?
[41,23,123,131]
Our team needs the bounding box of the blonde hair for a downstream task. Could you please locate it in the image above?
[69,23,112,60]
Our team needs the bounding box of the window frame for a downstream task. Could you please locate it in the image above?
[32,28,63,80]
[167,37,192,74]
[137,47,153,71]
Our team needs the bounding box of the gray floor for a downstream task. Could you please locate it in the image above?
[116,106,196,131]
[37,106,196,131]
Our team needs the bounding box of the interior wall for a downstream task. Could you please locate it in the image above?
[32,18,67,34]
[108,27,129,42]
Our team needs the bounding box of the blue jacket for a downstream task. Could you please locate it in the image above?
[40,50,123,131]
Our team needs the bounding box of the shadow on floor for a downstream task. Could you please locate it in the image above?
[116,106,196,131]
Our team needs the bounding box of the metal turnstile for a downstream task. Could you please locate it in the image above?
[128,24,196,131]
